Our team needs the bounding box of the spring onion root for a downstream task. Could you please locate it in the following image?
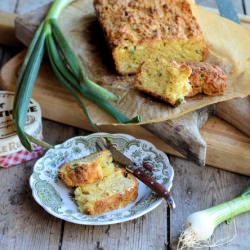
[13,0,141,151]
[178,187,250,249]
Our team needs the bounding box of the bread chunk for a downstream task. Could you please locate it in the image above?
[94,0,208,75]
[58,150,114,187]
[74,167,138,215]
[187,62,228,97]
[135,58,192,106]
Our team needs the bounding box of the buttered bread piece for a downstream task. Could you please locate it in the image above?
[58,150,114,187]
[135,58,192,106]
[94,0,208,75]
[74,167,138,215]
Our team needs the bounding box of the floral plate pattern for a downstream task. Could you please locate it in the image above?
[30,133,174,225]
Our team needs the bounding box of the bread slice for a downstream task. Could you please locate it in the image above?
[74,167,138,215]
[94,0,208,75]
[58,150,114,187]
[135,58,192,106]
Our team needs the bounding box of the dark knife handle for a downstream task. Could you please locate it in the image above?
[129,167,176,208]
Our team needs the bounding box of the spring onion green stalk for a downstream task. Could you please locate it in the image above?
[49,19,119,102]
[178,187,250,249]
[13,0,141,151]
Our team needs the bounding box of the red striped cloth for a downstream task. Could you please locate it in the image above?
[0,144,45,168]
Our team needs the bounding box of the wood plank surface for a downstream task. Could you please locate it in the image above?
[0,1,250,250]
[14,0,52,15]
[0,2,67,250]
[0,0,18,13]
[0,120,76,250]
[62,204,169,250]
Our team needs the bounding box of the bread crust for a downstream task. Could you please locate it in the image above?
[135,78,177,106]
[58,150,113,187]
[75,168,138,215]
[86,171,138,215]
[188,62,227,97]
[58,162,103,187]
[134,59,192,106]
[94,0,208,75]
[94,0,205,48]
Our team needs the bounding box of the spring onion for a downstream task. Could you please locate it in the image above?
[13,0,141,151]
[178,187,250,249]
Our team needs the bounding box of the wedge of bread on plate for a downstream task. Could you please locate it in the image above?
[94,0,208,75]
[58,150,114,187]
[74,167,138,215]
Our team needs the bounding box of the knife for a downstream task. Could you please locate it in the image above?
[96,137,176,209]
[215,0,240,24]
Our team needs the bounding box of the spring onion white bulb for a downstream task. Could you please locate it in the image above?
[178,187,250,249]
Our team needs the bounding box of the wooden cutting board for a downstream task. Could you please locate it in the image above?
[0,4,250,175]
[1,51,250,176]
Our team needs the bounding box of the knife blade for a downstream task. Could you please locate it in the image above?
[96,137,176,209]
[215,0,240,24]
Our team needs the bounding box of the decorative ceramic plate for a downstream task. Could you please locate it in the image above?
[30,133,174,225]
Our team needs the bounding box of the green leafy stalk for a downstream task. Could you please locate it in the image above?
[45,24,97,129]
[82,89,141,124]
[46,0,74,20]
[50,19,119,102]
[15,21,45,89]
[26,133,53,149]
[206,187,250,227]
[13,24,46,151]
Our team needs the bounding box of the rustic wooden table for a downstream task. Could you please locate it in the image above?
[0,1,250,250]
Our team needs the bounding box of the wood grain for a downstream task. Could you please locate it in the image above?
[216,97,250,137]
[0,11,20,46]
[0,119,77,250]
[14,0,52,15]
[0,0,19,47]
[62,204,168,250]
[0,0,18,13]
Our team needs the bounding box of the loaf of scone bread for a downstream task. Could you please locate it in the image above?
[94,0,208,75]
